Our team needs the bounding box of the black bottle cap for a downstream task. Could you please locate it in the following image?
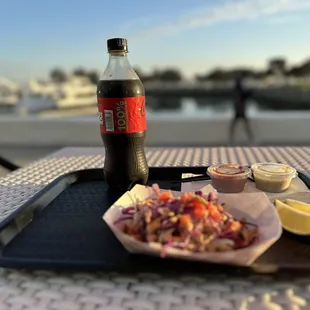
[107,38,128,52]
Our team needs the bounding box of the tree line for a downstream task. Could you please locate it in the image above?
[49,67,183,84]
[50,68,99,84]
[196,59,310,81]
[50,58,310,84]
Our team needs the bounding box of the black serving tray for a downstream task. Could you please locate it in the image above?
[1,166,310,276]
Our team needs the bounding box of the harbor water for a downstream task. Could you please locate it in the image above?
[9,96,262,120]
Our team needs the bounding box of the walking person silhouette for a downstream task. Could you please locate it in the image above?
[229,75,254,144]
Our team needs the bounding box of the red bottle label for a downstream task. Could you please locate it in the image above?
[97,96,146,133]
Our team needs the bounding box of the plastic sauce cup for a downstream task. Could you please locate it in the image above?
[251,162,297,193]
[207,164,251,193]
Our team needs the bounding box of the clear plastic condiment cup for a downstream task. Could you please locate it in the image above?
[251,162,297,193]
[207,163,251,193]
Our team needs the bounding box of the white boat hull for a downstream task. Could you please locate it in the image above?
[0,95,19,106]
[56,96,97,108]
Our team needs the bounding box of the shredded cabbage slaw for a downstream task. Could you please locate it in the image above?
[114,185,258,257]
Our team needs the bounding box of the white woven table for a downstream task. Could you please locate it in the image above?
[1,146,310,310]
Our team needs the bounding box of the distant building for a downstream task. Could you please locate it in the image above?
[268,58,286,76]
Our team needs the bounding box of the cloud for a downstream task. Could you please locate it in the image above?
[131,0,310,38]
[117,14,169,33]
[265,14,301,24]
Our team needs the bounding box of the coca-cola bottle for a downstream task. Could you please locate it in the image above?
[97,38,149,193]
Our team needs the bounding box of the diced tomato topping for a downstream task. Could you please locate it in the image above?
[192,200,205,219]
[158,191,173,201]
[205,202,212,209]
[230,221,242,231]
[180,193,194,202]
[179,214,191,225]
[208,205,222,221]
[192,199,202,208]
[217,205,224,212]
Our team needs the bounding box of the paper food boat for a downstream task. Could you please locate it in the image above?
[103,184,282,266]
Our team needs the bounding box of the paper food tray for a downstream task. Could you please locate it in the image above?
[103,184,282,266]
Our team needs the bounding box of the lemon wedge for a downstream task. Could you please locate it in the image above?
[274,199,310,235]
[285,199,310,214]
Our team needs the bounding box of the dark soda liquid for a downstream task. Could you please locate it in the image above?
[97,79,149,193]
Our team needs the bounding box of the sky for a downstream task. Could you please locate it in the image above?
[1,0,310,82]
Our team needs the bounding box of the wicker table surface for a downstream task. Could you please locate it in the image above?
[1,146,310,310]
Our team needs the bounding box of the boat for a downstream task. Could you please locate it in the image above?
[28,76,97,112]
[0,77,22,112]
[29,79,59,98]
[56,76,97,108]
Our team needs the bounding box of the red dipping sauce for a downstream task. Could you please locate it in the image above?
[207,164,251,193]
